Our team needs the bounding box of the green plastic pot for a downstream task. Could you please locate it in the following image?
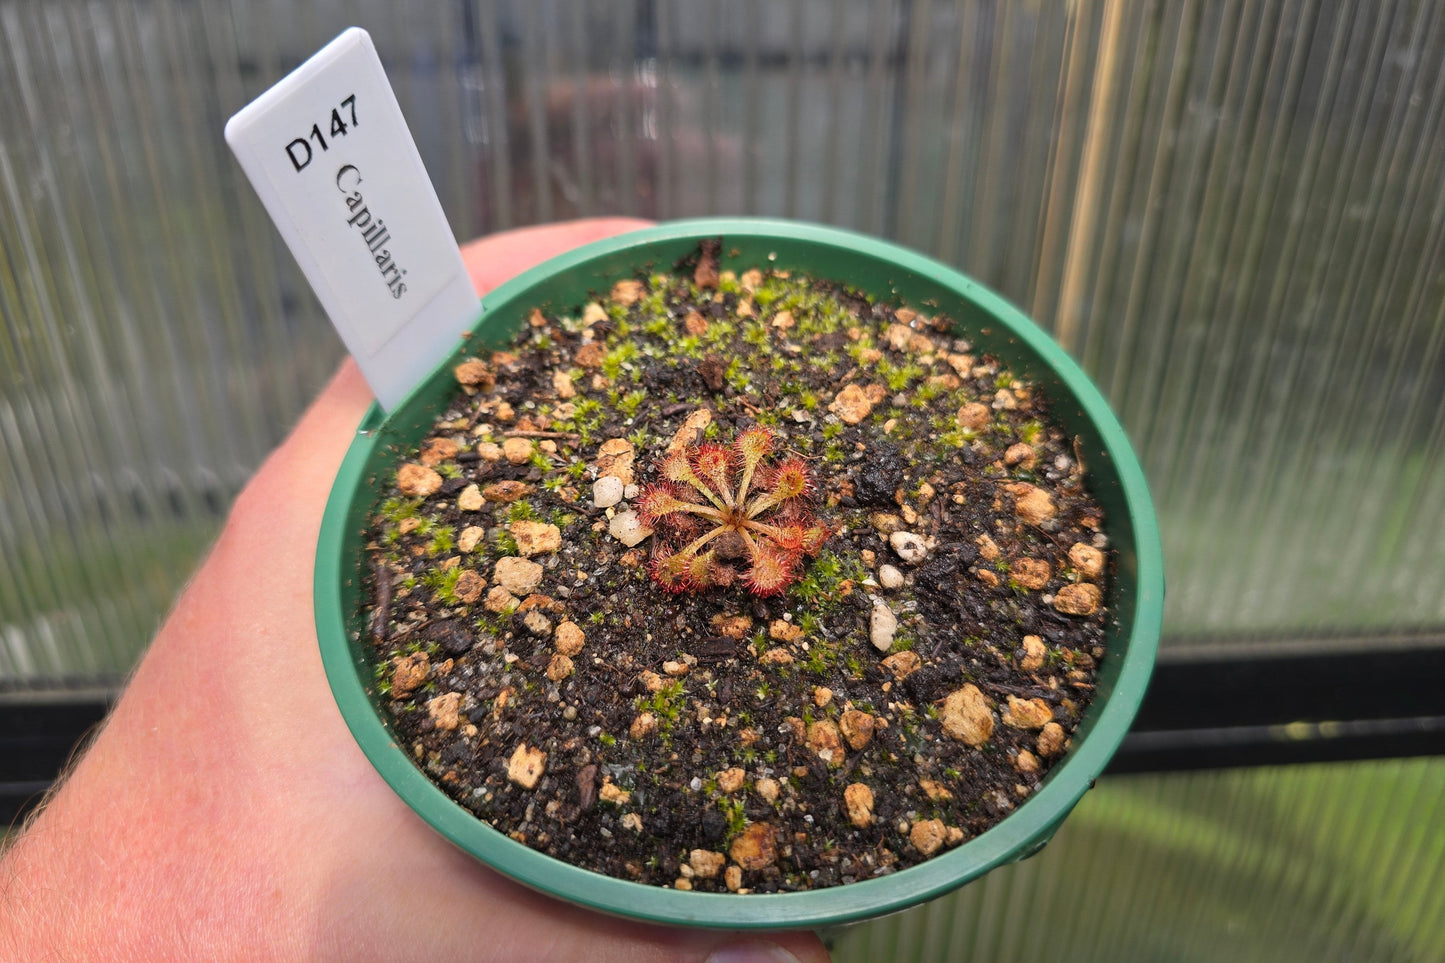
[316,218,1163,930]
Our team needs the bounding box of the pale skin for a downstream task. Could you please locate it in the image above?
[0,219,830,963]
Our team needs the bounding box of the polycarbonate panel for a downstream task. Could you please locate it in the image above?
[2,3,1442,664]
[830,756,1445,963]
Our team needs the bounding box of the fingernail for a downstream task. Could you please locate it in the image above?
[705,942,803,963]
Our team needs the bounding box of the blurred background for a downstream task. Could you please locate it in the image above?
[1,1,1441,959]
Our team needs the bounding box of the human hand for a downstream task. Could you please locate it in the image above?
[0,218,830,963]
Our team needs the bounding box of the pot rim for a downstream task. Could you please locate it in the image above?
[315,217,1164,929]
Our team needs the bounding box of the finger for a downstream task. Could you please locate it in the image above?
[462,217,653,294]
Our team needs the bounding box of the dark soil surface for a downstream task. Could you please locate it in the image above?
[362,243,1111,894]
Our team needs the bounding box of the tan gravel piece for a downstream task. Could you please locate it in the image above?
[769,619,804,643]
[689,850,727,879]
[1037,722,1067,757]
[481,480,531,502]
[910,819,948,856]
[483,586,518,614]
[667,409,713,452]
[510,520,562,556]
[629,712,658,740]
[1001,696,1054,730]
[829,384,875,424]
[957,402,990,430]
[493,557,544,595]
[545,653,574,682]
[1007,483,1058,526]
[502,437,535,465]
[1012,557,1051,590]
[1003,443,1037,469]
[419,437,460,466]
[844,783,875,828]
[729,823,778,870]
[1020,635,1047,672]
[454,359,494,390]
[806,719,845,765]
[1054,583,1102,616]
[881,650,922,680]
[716,768,746,793]
[710,615,753,639]
[940,684,994,746]
[396,463,442,497]
[611,279,645,305]
[839,710,876,750]
[453,570,485,604]
[596,438,637,484]
[457,484,484,512]
[1069,543,1107,580]
[506,744,546,788]
[427,692,463,732]
[457,526,486,553]
[553,621,585,656]
[390,652,429,698]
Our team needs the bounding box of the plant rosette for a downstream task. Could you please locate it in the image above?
[316,219,1163,930]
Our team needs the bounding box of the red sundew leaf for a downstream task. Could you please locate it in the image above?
[686,549,718,588]
[770,521,811,552]
[769,457,813,501]
[660,450,699,485]
[690,443,734,498]
[745,544,800,596]
[798,523,831,556]
[634,485,694,525]
[734,425,775,470]
[650,549,695,593]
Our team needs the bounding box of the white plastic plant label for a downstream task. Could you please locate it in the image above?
[225,27,478,411]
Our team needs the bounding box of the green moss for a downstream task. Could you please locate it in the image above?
[506,500,540,523]
[878,357,926,392]
[602,340,640,381]
[425,525,457,555]
[619,388,648,418]
[720,796,748,841]
[423,565,465,604]
[378,496,422,523]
